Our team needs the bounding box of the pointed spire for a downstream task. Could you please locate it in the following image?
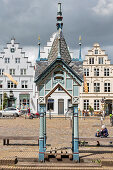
[56,3,63,30]
[57,28,61,59]
[79,36,82,61]
[36,36,41,63]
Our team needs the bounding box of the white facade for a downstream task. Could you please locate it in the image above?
[0,38,36,113]
[79,43,113,115]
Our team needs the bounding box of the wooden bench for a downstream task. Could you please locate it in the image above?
[79,137,113,146]
[0,136,39,145]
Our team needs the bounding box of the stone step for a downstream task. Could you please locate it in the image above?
[16,162,102,168]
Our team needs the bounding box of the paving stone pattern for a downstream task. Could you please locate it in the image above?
[0,116,113,160]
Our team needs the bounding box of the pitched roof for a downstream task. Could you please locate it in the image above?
[48,31,71,65]
[35,58,83,85]
[69,60,83,79]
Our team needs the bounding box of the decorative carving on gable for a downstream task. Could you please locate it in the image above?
[72,97,79,104]
[39,97,45,104]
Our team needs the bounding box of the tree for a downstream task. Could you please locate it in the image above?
[3,93,8,109]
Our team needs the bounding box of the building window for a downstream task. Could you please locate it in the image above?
[83,83,89,92]
[21,81,28,88]
[99,57,103,64]
[89,58,94,64]
[104,68,109,76]
[15,58,20,63]
[0,69,4,75]
[94,68,99,76]
[104,83,110,92]
[20,69,26,75]
[0,81,2,88]
[95,50,98,54]
[5,58,10,63]
[10,48,15,53]
[7,81,17,88]
[9,69,15,75]
[83,100,89,110]
[47,99,54,111]
[94,83,100,92]
[84,68,89,76]
[94,100,99,110]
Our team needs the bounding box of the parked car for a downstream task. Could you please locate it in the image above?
[26,112,40,119]
[0,107,22,117]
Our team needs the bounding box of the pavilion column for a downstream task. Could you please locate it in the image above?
[44,111,46,152]
[73,104,79,162]
[39,112,44,162]
[72,114,74,152]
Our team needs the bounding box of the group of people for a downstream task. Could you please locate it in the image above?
[95,124,109,138]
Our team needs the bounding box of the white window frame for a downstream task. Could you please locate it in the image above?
[84,68,89,76]
[95,50,98,54]
[20,69,26,75]
[7,81,17,88]
[21,81,28,88]
[9,69,15,75]
[104,68,109,76]
[104,83,110,92]
[89,58,94,64]
[99,57,103,64]
[94,100,99,110]
[0,69,4,75]
[94,68,99,76]
[94,83,100,92]
[15,58,20,63]
[83,100,89,110]
[5,58,10,63]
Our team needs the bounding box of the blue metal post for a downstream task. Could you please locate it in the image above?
[44,111,46,152]
[39,112,44,162]
[73,104,79,162]
[72,114,74,152]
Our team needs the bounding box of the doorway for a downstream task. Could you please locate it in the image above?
[105,100,112,115]
[58,99,64,115]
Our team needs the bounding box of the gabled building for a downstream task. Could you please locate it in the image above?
[80,43,113,115]
[0,38,36,112]
[35,3,83,115]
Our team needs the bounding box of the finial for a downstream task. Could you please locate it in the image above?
[56,3,63,30]
[36,36,41,63]
[79,35,81,41]
[57,28,61,59]
[38,36,40,45]
[79,35,82,61]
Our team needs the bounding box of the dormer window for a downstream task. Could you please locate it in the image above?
[10,48,15,53]
[95,50,98,55]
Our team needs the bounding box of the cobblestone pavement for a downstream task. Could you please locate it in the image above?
[0,116,113,160]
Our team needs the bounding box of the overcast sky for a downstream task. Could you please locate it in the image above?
[0,0,113,63]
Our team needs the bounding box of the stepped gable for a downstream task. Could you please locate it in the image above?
[69,60,83,79]
[48,31,71,65]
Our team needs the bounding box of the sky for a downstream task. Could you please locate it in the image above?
[0,0,113,63]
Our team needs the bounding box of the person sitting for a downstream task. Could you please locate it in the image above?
[95,129,101,137]
[100,125,109,137]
